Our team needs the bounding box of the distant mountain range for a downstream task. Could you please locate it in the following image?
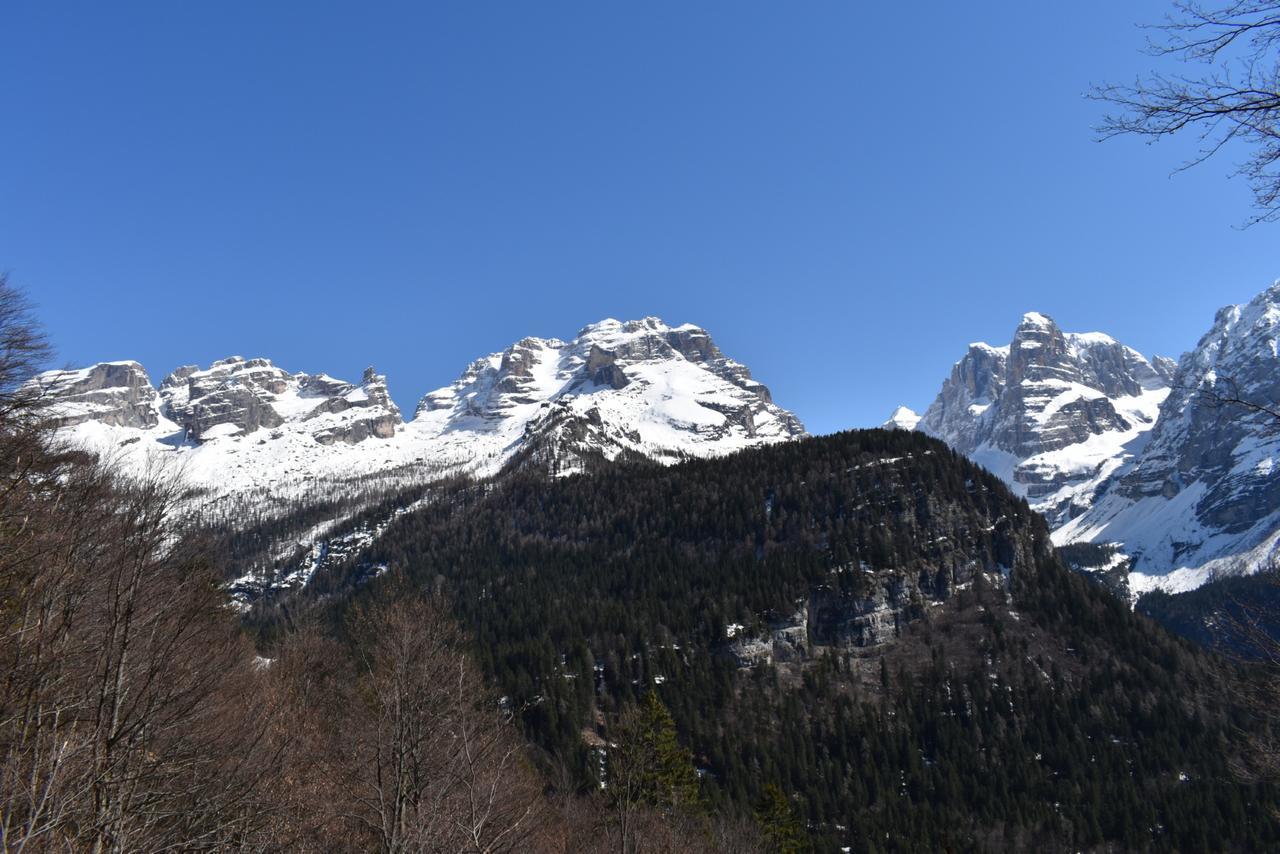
[32,283,1280,601]
[896,282,1280,599]
[30,316,803,497]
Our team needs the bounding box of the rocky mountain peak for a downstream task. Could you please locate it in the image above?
[915,314,1169,527]
[882,406,921,431]
[36,354,405,450]
[33,317,804,495]
[411,316,804,474]
[160,357,293,440]
[30,361,160,429]
[1007,312,1073,387]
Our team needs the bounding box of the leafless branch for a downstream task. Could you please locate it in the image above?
[1093,2,1280,224]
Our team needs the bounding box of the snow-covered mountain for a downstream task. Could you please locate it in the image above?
[898,284,1280,598]
[1055,283,1280,595]
[882,405,921,431]
[909,312,1173,528]
[413,317,803,473]
[31,317,804,501]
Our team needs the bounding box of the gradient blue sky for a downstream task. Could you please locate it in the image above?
[2,1,1277,433]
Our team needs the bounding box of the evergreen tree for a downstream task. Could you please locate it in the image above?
[755,784,809,854]
[610,691,703,814]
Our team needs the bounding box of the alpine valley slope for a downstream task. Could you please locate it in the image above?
[898,283,1280,598]
[32,317,805,502]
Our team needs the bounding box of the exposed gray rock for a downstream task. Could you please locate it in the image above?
[585,345,630,390]
[155,357,403,444]
[414,317,805,473]
[808,577,918,648]
[310,367,401,445]
[914,313,1169,527]
[1152,356,1179,386]
[1058,282,1280,586]
[727,555,1012,667]
[161,357,290,440]
[33,361,159,429]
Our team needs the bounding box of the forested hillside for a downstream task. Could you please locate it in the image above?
[268,428,1280,852]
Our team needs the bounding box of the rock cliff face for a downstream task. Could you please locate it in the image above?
[155,357,402,444]
[901,283,1280,598]
[32,361,159,429]
[161,358,287,440]
[912,313,1169,527]
[1056,282,1280,594]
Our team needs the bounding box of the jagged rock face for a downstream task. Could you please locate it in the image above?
[32,361,160,429]
[1151,356,1179,385]
[585,345,629,390]
[915,342,1008,454]
[807,577,918,648]
[1057,282,1280,592]
[414,317,805,472]
[913,313,1169,527]
[162,357,289,440]
[155,356,403,443]
[34,317,803,496]
[34,354,404,460]
[1121,292,1280,511]
[308,368,401,445]
[729,540,1036,665]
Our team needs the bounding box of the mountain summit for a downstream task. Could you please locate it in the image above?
[412,317,803,473]
[911,311,1172,528]
[30,317,804,496]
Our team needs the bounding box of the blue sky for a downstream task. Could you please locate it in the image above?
[2,1,1277,433]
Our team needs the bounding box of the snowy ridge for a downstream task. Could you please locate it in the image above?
[32,317,804,503]
[900,283,1280,598]
[412,317,803,474]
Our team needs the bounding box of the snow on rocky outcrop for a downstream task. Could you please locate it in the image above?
[882,406,920,431]
[157,356,402,445]
[909,312,1171,529]
[412,317,804,474]
[31,361,160,429]
[1055,282,1280,595]
[30,356,415,500]
[31,317,805,497]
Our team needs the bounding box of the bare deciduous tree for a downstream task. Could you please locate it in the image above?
[1192,374,1280,427]
[261,594,550,853]
[1093,2,1280,224]
[0,274,50,424]
[0,282,283,851]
